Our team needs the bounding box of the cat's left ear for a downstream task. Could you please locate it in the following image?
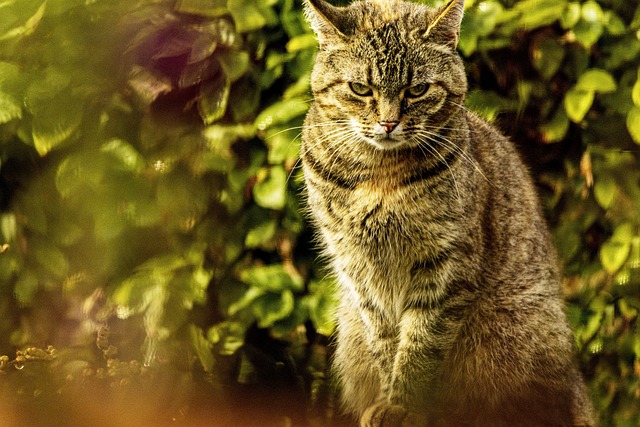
[423,0,464,49]
[304,0,354,47]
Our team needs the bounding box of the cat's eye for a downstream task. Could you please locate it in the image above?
[349,82,373,97]
[406,83,429,98]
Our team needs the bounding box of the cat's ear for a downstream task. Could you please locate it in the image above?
[423,0,464,49]
[304,0,353,46]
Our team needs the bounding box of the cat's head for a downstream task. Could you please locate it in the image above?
[305,0,468,151]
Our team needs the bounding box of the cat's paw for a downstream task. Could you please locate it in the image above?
[360,402,424,427]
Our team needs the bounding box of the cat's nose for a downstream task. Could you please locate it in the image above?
[380,121,399,134]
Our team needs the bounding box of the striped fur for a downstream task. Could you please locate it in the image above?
[301,0,595,426]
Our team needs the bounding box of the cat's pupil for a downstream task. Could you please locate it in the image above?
[349,82,373,97]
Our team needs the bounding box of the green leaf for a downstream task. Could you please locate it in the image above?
[0,213,17,241]
[252,290,295,328]
[253,166,287,210]
[593,174,617,209]
[0,61,20,87]
[604,11,627,36]
[228,0,277,33]
[198,69,230,125]
[128,65,172,106]
[601,241,631,274]
[228,286,265,316]
[564,87,594,123]
[264,126,301,164]
[576,69,617,93]
[255,98,308,131]
[174,0,227,17]
[189,325,215,372]
[34,243,69,278]
[466,90,518,121]
[286,34,317,52]
[0,1,46,41]
[100,139,145,172]
[539,107,569,143]
[217,51,250,83]
[561,2,581,29]
[515,0,566,29]
[14,269,39,306]
[245,219,277,248]
[240,264,304,293]
[572,2,604,48]
[32,98,84,156]
[531,37,565,80]
[627,106,640,145]
[55,153,103,197]
[306,279,337,336]
[0,90,21,124]
[632,76,640,107]
[208,321,245,355]
[611,223,636,245]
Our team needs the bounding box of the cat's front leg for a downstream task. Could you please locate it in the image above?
[360,402,427,427]
[362,306,457,426]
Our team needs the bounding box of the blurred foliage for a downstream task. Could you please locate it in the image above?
[0,0,638,425]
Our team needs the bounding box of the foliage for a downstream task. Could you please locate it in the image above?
[0,0,639,425]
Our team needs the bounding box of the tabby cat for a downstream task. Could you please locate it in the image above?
[300,0,595,426]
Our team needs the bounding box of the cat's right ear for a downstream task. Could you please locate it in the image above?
[304,0,352,47]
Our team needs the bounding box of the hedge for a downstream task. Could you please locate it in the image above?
[0,0,639,425]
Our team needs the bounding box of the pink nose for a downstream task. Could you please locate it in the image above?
[380,121,399,134]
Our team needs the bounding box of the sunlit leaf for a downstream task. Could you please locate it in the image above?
[217,50,250,83]
[0,90,22,124]
[264,126,301,164]
[189,325,215,372]
[128,65,172,106]
[632,76,640,107]
[0,61,20,87]
[228,0,277,33]
[174,0,227,17]
[253,166,287,210]
[561,2,581,29]
[539,107,569,143]
[55,153,102,197]
[100,139,145,172]
[228,286,265,316]
[0,0,46,41]
[627,106,640,145]
[24,69,71,114]
[564,87,594,123]
[576,69,617,93]
[515,0,566,29]
[306,279,337,336]
[604,11,627,36]
[593,174,617,209]
[252,290,295,328]
[32,99,84,156]
[245,219,277,248]
[198,69,230,125]
[286,34,317,52]
[601,241,631,274]
[572,1,604,48]
[254,99,310,131]
[0,213,17,241]
[208,321,245,355]
[240,264,304,293]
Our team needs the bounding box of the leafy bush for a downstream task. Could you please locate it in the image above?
[0,0,639,426]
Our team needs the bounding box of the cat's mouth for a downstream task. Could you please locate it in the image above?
[367,137,412,151]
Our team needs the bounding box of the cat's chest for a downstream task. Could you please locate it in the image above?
[324,179,431,250]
